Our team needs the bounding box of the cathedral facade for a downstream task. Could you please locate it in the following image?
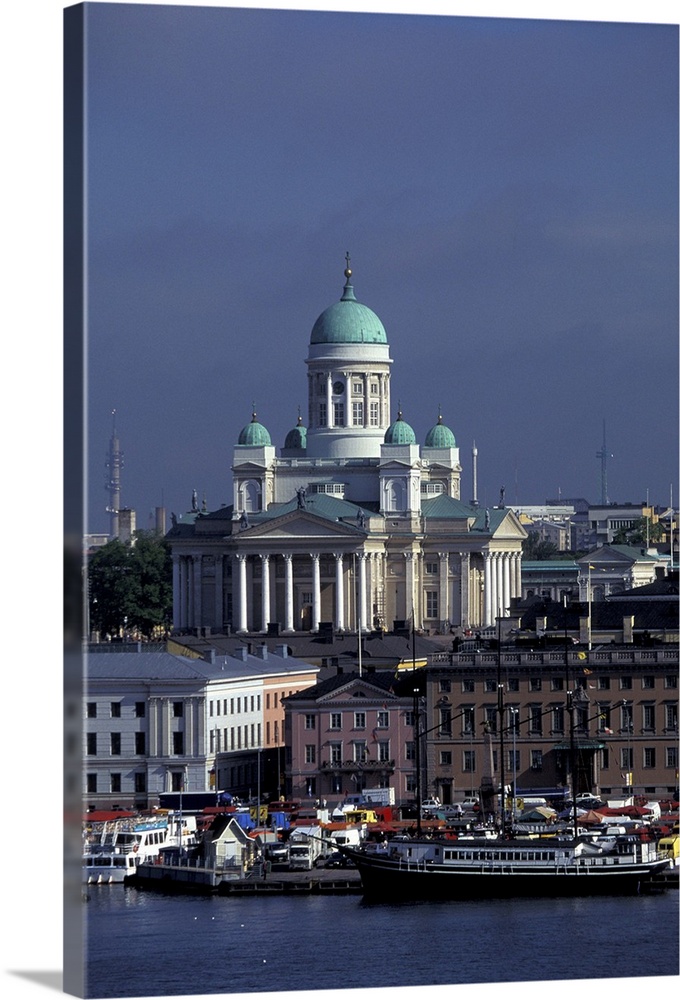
[168,261,526,635]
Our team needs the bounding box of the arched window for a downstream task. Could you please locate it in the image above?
[241,480,262,513]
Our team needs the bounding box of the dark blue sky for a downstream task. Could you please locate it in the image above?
[83,1,678,533]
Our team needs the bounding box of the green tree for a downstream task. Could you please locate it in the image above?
[612,518,664,546]
[522,531,559,561]
[88,532,172,639]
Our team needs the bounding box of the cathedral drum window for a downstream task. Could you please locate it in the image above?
[333,380,344,395]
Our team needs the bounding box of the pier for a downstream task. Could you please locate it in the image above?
[127,861,363,895]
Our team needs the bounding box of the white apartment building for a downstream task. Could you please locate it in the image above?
[84,645,318,809]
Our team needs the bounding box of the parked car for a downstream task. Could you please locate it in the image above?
[324,851,356,869]
[460,798,479,812]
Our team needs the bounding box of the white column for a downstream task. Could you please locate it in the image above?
[334,553,345,630]
[172,556,181,630]
[261,554,271,633]
[514,551,522,599]
[483,552,492,626]
[192,555,202,627]
[214,557,224,632]
[358,552,368,631]
[502,551,511,615]
[459,552,470,631]
[326,373,334,428]
[404,551,414,624]
[237,554,248,633]
[494,552,503,619]
[311,553,321,632]
[438,551,449,628]
[283,554,294,632]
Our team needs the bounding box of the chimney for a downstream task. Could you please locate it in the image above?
[275,644,289,658]
[623,615,635,644]
[237,646,249,661]
[204,649,216,664]
[259,643,268,660]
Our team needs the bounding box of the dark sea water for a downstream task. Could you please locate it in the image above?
[84,885,679,999]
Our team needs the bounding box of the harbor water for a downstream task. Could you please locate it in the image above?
[84,885,679,998]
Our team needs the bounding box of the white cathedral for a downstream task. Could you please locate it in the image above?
[168,259,526,635]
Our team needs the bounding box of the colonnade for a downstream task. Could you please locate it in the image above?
[483,550,522,626]
[173,547,523,634]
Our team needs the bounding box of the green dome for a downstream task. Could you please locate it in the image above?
[310,264,387,345]
[384,410,417,445]
[238,410,272,446]
[425,412,456,448]
[284,415,307,450]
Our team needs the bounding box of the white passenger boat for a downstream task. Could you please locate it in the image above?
[83,814,197,884]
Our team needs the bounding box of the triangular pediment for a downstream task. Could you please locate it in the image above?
[239,508,362,540]
[491,509,529,540]
[317,678,401,704]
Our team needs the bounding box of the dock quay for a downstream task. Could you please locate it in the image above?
[127,862,363,896]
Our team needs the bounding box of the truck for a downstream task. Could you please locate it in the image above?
[362,787,396,807]
[287,826,328,870]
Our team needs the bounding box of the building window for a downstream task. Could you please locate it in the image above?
[529,678,542,692]
[405,741,416,761]
[305,714,316,730]
[173,702,184,717]
[620,703,633,732]
[551,705,564,732]
[642,676,655,690]
[507,678,520,692]
[484,679,497,693]
[87,702,97,718]
[550,678,564,691]
[463,750,476,773]
[404,711,415,727]
[319,402,327,426]
[135,773,146,794]
[462,707,475,736]
[439,679,451,693]
[378,740,390,762]
[354,712,366,729]
[135,732,146,755]
[305,745,316,764]
[642,705,655,731]
[621,747,633,771]
[484,706,497,733]
[173,732,184,755]
[508,749,520,773]
[620,677,632,690]
[330,713,342,730]
[110,732,121,756]
[377,711,389,727]
[440,751,452,765]
[352,401,364,425]
[439,706,452,736]
[531,750,543,771]
[86,733,97,756]
[369,401,379,426]
[462,679,475,693]
[406,774,417,793]
[135,702,145,717]
[110,702,121,718]
[643,748,656,769]
[425,591,438,619]
[354,741,368,762]
[665,703,678,731]
[329,743,342,764]
[598,706,612,732]
[87,773,97,793]
[425,561,439,575]
[529,705,542,735]
[352,380,363,394]
[334,402,344,426]
[666,746,678,768]
[600,748,610,770]
[110,773,121,793]
[598,677,611,690]
[664,675,678,689]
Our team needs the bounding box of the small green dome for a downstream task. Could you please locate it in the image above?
[238,410,271,446]
[425,411,456,448]
[384,410,417,445]
[310,259,387,345]
[284,414,307,450]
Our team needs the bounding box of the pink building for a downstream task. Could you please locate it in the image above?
[283,670,420,803]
